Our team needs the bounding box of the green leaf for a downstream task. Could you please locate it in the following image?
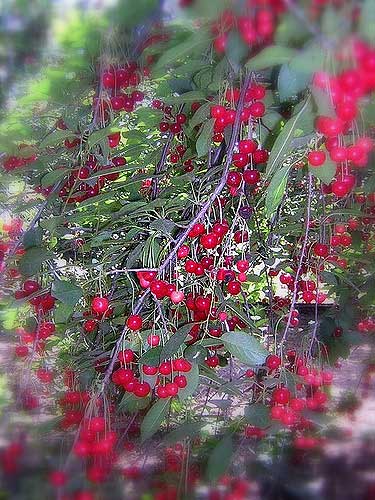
[139,346,162,367]
[149,218,176,235]
[206,435,233,483]
[246,45,297,70]
[266,97,312,176]
[51,280,83,306]
[278,64,311,102]
[226,30,248,72]
[23,227,43,249]
[141,397,171,442]
[265,165,290,218]
[166,91,206,105]
[311,86,335,117]
[221,332,268,366]
[308,157,336,184]
[289,42,326,75]
[275,13,308,45]
[165,421,205,444]
[88,126,120,148]
[18,247,53,276]
[154,30,209,71]
[41,168,69,188]
[54,303,74,324]
[160,324,193,361]
[196,118,215,157]
[178,363,199,401]
[39,130,76,149]
[189,101,212,129]
[359,0,375,44]
[244,403,271,428]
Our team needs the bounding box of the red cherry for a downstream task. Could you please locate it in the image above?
[143,365,158,375]
[177,245,190,259]
[329,146,347,162]
[331,180,350,197]
[49,470,67,487]
[315,116,344,137]
[170,290,185,304]
[213,34,227,53]
[313,242,329,258]
[236,260,249,272]
[118,349,134,363]
[232,152,248,168]
[243,169,260,184]
[200,232,219,249]
[211,105,226,119]
[102,71,115,88]
[133,381,151,397]
[156,385,169,398]
[226,171,242,188]
[308,150,326,167]
[165,382,179,396]
[174,375,187,388]
[272,387,290,405]
[176,113,187,124]
[266,354,281,371]
[248,84,266,100]
[15,345,28,357]
[205,355,219,368]
[111,95,125,111]
[23,279,40,294]
[170,123,182,134]
[91,297,109,314]
[83,319,97,333]
[227,280,242,295]
[159,361,172,375]
[147,335,160,347]
[150,280,167,299]
[249,101,265,117]
[126,314,143,331]
[108,132,121,148]
[253,149,268,164]
[159,122,170,132]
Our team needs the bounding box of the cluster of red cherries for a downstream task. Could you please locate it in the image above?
[210,2,285,54]
[2,144,37,173]
[309,38,375,197]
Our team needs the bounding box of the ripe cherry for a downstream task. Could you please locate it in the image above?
[133,381,151,397]
[249,101,265,117]
[313,242,329,258]
[227,280,242,295]
[127,314,143,331]
[147,334,160,347]
[226,171,242,188]
[200,232,219,249]
[243,169,260,184]
[170,290,184,304]
[159,122,169,132]
[308,150,326,167]
[91,297,109,314]
[174,375,187,388]
[83,319,97,333]
[266,354,281,371]
[177,244,190,259]
[272,387,290,405]
[118,349,134,363]
[211,105,226,119]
